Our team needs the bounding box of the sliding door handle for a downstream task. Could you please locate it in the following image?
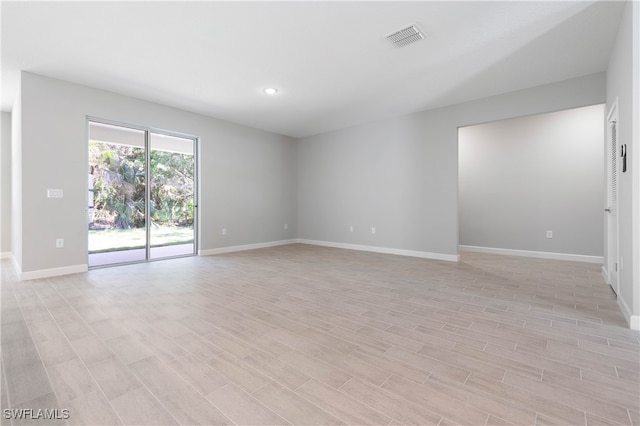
[605,208,611,212]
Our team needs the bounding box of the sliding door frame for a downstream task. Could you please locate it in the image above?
[86,116,199,267]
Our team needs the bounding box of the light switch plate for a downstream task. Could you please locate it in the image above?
[47,189,63,198]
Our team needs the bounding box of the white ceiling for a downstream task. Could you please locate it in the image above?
[1,1,625,138]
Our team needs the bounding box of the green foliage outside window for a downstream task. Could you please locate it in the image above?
[89,142,194,230]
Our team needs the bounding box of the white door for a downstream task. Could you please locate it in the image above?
[606,102,619,294]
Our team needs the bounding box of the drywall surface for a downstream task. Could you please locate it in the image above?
[298,108,459,255]
[17,72,297,273]
[606,0,639,328]
[298,73,606,257]
[1,112,11,254]
[15,71,608,276]
[459,104,604,256]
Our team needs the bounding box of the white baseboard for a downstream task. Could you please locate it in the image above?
[630,315,640,331]
[617,295,640,330]
[458,245,603,264]
[0,252,11,259]
[2,253,88,281]
[10,253,20,275]
[601,265,609,283]
[297,239,460,262]
[199,239,297,256]
[19,264,88,281]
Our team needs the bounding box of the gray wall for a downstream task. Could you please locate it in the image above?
[606,0,639,326]
[1,112,11,254]
[298,73,606,257]
[10,71,615,281]
[459,104,604,256]
[15,72,297,273]
[298,109,458,255]
[11,88,22,269]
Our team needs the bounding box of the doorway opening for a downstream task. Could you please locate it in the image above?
[457,105,605,262]
[87,119,197,268]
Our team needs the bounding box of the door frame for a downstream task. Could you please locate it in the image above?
[86,116,199,267]
[605,99,620,295]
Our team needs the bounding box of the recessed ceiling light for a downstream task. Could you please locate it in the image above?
[264,88,278,95]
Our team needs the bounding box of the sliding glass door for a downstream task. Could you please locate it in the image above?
[149,132,196,260]
[88,122,148,266]
[88,120,197,267]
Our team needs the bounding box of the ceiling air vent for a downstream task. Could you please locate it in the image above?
[386,24,425,48]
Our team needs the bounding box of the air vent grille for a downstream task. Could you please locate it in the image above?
[386,25,425,48]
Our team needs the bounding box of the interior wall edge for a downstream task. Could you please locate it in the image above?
[631,0,640,327]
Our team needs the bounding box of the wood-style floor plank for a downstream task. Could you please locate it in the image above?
[1,245,638,425]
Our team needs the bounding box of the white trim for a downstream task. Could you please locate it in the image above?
[0,252,11,259]
[10,253,20,274]
[458,245,603,264]
[199,239,297,256]
[298,239,460,262]
[601,265,609,283]
[618,294,639,330]
[19,264,88,281]
[606,99,620,295]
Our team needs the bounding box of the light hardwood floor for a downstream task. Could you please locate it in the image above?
[1,244,639,425]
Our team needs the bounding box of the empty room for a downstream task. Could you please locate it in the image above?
[1,1,639,425]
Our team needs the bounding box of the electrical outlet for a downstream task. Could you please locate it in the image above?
[371,227,376,235]
[284,223,288,230]
[56,238,64,248]
[546,231,553,239]
[221,228,227,236]
[349,225,354,233]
